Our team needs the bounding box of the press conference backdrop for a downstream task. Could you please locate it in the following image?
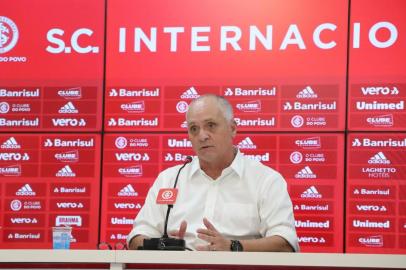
[0,0,405,254]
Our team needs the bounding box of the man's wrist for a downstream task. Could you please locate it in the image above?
[230,240,243,251]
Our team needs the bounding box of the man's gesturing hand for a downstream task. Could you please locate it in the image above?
[196,218,231,251]
[169,220,187,239]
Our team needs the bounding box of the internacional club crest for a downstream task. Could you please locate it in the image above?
[0,16,19,54]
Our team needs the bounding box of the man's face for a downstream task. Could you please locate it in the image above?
[186,97,236,164]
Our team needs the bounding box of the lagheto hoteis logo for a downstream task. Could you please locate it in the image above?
[0,16,19,54]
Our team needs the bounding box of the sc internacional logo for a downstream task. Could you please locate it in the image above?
[0,16,27,62]
[46,28,99,54]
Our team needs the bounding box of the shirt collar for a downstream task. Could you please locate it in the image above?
[189,149,244,179]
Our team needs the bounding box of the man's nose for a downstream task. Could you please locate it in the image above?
[198,129,209,141]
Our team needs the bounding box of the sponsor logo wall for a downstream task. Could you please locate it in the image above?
[0,134,101,248]
[0,0,405,254]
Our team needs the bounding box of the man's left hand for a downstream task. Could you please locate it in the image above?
[196,218,230,251]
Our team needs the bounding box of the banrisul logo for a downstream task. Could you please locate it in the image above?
[0,16,19,54]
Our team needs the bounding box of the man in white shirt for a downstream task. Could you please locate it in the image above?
[127,94,299,252]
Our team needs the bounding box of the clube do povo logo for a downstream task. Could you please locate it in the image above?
[0,16,26,62]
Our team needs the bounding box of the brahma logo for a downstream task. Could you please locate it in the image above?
[118,184,139,197]
[121,101,145,113]
[235,100,261,112]
[296,86,318,99]
[118,165,143,177]
[368,152,390,164]
[0,101,9,113]
[180,87,199,99]
[1,137,21,149]
[57,87,82,99]
[56,215,82,226]
[16,184,36,196]
[237,137,257,149]
[367,114,394,127]
[0,164,21,176]
[359,235,383,247]
[295,137,321,149]
[54,150,79,162]
[55,165,76,177]
[0,16,19,54]
[58,102,79,114]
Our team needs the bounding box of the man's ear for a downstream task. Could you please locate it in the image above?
[230,119,237,137]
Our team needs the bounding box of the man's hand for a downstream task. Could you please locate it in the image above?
[196,218,230,251]
[169,220,187,239]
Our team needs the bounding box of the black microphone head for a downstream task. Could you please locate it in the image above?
[184,156,193,163]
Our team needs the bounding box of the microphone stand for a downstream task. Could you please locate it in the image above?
[141,156,192,250]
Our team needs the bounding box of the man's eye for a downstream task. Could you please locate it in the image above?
[208,122,216,128]
[189,126,197,133]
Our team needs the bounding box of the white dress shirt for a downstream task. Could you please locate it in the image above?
[127,151,299,251]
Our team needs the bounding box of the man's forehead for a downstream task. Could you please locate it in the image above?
[187,117,217,125]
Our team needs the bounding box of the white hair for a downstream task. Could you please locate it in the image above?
[187,94,234,122]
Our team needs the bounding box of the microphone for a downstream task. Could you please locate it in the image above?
[141,156,193,250]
